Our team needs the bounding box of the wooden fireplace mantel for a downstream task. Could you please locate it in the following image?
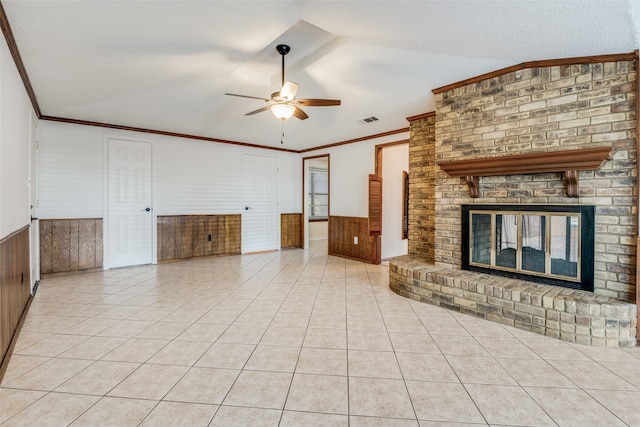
[437,146,612,198]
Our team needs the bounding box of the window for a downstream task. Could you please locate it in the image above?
[308,167,328,220]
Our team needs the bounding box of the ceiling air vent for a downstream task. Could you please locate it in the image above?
[360,116,379,124]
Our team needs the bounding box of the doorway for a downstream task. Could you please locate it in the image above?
[107,138,154,268]
[303,155,329,250]
[241,154,279,253]
[376,142,409,260]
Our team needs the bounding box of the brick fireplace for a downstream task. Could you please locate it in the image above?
[391,52,639,347]
[460,204,595,292]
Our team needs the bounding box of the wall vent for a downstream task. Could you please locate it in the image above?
[360,116,379,124]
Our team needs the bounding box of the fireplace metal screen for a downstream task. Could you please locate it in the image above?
[461,205,594,291]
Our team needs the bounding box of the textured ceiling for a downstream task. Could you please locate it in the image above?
[3,0,639,150]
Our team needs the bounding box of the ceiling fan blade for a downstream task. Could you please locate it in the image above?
[296,99,341,107]
[293,106,309,120]
[280,81,299,101]
[245,105,272,116]
[225,93,270,102]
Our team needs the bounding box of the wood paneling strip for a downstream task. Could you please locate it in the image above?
[51,221,70,273]
[78,220,96,269]
[157,215,241,262]
[177,216,194,259]
[192,216,206,257]
[39,220,52,274]
[328,216,381,264]
[68,221,79,271]
[225,215,242,254]
[40,219,103,274]
[281,214,302,248]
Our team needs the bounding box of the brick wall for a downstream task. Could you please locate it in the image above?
[408,113,437,261]
[409,56,638,303]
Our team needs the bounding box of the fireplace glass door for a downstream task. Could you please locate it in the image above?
[469,210,581,283]
[462,205,594,291]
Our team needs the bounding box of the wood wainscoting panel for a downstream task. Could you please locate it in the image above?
[177,216,194,259]
[329,216,381,264]
[1,226,31,379]
[281,213,302,248]
[40,219,103,274]
[157,214,241,262]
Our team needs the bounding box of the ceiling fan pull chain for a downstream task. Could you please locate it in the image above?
[281,120,285,144]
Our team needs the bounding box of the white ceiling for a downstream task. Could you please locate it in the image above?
[3,0,639,151]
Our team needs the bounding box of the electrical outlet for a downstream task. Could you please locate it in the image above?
[354,236,358,244]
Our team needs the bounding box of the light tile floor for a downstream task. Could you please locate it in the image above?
[1,243,639,426]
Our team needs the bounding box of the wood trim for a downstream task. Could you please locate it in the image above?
[438,147,611,198]
[406,111,436,122]
[433,52,638,94]
[375,140,410,176]
[41,116,299,153]
[299,128,409,153]
[0,2,41,118]
[438,147,611,176]
[45,115,411,155]
[376,139,410,150]
[302,154,331,160]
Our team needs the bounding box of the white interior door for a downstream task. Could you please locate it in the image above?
[28,111,40,290]
[242,154,279,253]
[108,138,153,268]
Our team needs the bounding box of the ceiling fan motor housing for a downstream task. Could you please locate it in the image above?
[276,44,290,56]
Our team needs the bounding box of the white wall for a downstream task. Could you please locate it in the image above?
[309,221,328,240]
[381,144,409,259]
[38,124,104,219]
[38,121,301,262]
[39,119,409,263]
[0,32,32,238]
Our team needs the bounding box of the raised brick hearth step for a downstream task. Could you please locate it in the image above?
[389,255,637,348]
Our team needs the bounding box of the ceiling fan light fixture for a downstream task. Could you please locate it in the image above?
[271,103,295,120]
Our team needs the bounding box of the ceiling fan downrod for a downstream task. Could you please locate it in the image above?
[276,44,290,89]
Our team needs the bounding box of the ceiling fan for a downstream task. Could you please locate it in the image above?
[225,44,341,120]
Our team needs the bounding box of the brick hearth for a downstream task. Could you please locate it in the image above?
[390,255,637,347]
